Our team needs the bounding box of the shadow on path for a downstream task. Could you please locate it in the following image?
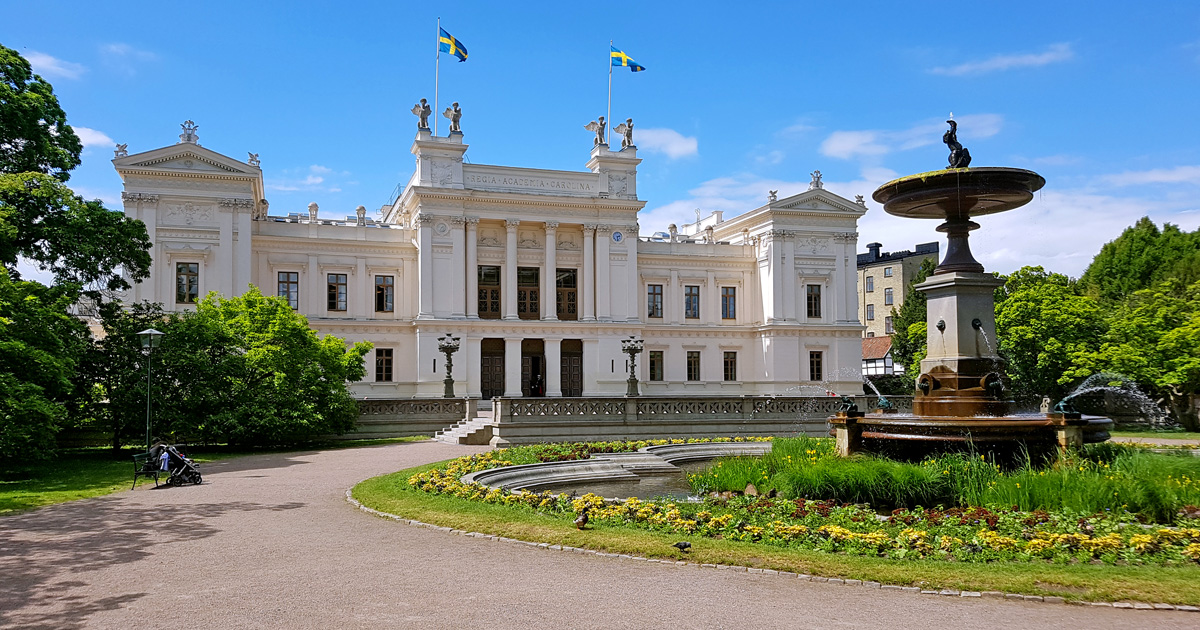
[0,497,303,630]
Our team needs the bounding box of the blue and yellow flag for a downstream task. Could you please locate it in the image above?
[610,45,645,72]
[439,28,468,62]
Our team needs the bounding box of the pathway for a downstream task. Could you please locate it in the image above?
[0,440,1190,629]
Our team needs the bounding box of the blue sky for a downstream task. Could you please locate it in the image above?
[4,0,1199,277]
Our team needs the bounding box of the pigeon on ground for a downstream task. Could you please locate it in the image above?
[673,541,692,552]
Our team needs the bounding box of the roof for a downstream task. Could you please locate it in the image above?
[862,336,894,360]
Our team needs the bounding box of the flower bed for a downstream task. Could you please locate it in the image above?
[405,438,1200,566]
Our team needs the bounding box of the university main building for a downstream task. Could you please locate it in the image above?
[114,120,866,402]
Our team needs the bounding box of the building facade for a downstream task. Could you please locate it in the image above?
[114,122,867,400]
[856,241,938,338]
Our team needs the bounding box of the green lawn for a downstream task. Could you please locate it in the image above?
[354,461,1200,604]
[1111,428,1200,441]
[0,436,428,516]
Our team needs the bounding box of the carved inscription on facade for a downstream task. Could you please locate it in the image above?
[464,174,594,192]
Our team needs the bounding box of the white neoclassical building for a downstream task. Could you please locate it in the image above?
[113,121,866,401]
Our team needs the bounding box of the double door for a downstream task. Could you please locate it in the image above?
[481,354,504,399]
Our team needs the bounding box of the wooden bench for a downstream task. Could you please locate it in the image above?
[132,452,166,489]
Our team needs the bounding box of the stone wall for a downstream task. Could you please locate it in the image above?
[490,395,911,447]
[340,399,469,439]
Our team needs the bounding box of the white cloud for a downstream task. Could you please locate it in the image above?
[24,51,86,79]
[820,114,1002,161]
[100,43,157,75]
[635,128,698,159]
[930,43,1074,76]
[1102,165,1200,187]
[309,164,332,174]
[71,186,122,207]
[755,150,785,165]
[73,126,114,149]
[266,165,348,194]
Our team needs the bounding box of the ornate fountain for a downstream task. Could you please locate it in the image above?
[830,119,1112,459]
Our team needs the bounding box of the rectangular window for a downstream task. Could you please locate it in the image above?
[375,348,393,382]
[647,284,663,318]
[885,316,894,335]
[375,275,394,313]
[723,351,737,382]
[327,273,347,311]
[721,287,736,319]
[884,287,894,305]
[278,271,299,309]
[806,284,822,318]
[478,266,501,319]
[648,351,664,381]
[176,262,199,304]
[866,304,875,320]
[686,351,701,382]
[865,276,874,292]
[517,267,539,320]
[555,269,577,320]
[809,351,823,382]
[884,267,893,277]
[684,285,700,319]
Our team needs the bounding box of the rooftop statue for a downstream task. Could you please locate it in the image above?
[809,170,823,190]
[179,120,199,144]
[411,99,432,130]
[944,119,972,168]
[768,190,778,203]
[584,116,606,146]
[247,152,260,167]
[114,143,128,158]
[443,102,462,133]
[613,118,634,149]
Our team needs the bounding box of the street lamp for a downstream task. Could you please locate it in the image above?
[621,336,644,397]
[438,334,461,398]
[137,328,164,452]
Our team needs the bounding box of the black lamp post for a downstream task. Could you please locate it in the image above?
[137,328,165,452]
[438,334,461,398]
[621,336,644,397]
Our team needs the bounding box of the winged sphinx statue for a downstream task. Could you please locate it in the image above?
[411,98,432,130]
[584,116,606,146]
[613,118,634,149]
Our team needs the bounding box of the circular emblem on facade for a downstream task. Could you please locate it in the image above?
[434,221,450,236]
[612,231,624,243]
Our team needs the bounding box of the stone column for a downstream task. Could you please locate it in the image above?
[233,202,253,296]
[545,337,562,397]
[543,221,558,320]
[706,270,717,324]
[356,258,368,318]
[450,216,466,318]
[595,225,611,321]
[768,230,786,322]
[834,232,856,323]
[218,208,234,296]
[845,234,859,323]
[504,337,523,397]
[306,254,319,314]
[466,336,482,398]
[668,269,680,324]
[783,232,797,322]
[581,224,596,321]
[416,214,434,319]
[465,217,479,319]
[504,218,520,320]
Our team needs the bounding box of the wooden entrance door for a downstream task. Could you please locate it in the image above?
[481,355,504,399]
[561,354,583,397]
[521,355,545,397]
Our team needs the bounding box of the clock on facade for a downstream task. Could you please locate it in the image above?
[612,231,624,243]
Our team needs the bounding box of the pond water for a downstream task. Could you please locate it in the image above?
[540,460,710,501]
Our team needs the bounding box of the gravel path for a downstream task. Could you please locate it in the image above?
[0,440,1191,629]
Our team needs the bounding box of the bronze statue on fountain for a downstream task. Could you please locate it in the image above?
[831,119,1112,461]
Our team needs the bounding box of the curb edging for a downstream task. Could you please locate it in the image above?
[345,488,1199,613]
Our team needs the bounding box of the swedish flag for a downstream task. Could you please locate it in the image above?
[439,28,468,62]
[611,45,645,72]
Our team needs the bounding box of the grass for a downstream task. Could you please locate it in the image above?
[1111,428,1200,441]
[0,436,428,516]
[354,462,1200,604]
[688,438,1200,523]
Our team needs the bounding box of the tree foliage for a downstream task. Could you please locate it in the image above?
[993,266,1106,400]
[78,288,372,447]
[0,44,81,181]
[1078,217,1200,302]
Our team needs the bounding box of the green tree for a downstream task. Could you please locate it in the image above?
[888,257,936,382]
[0,45,81,181]
[1079,217,1200,302]
[1069,279,1200,430]
[993,266,1106,400]
[82,288,372,447]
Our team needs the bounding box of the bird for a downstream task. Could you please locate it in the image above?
[574,508,590,530]
[673,541,692,552]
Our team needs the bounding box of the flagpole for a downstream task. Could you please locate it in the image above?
[435,17,441,136]
[606,39,613,146]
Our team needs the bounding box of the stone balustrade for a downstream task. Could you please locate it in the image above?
[338,398,471,440]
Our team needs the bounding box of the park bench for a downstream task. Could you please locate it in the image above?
[132,452,166,489]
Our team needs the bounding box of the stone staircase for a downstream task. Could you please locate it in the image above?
[434,409,494,445]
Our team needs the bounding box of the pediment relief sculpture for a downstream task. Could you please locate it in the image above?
[163,203,214,226]
[431,159,453,186]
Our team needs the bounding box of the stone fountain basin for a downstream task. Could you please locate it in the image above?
[854,413,1112,443]
[461,442,772,499]
[872,167,1046,220]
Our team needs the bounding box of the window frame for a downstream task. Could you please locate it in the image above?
[478,265,501,319]
[375,348,393,382]
[648,350,664,382]
[684,285,700,319]
[721,286,737,320]
[647,284,663,319]
[375,275,395,313]
[278,271,300,310]
[865,276,874,292]
[517,266,540,320]
[723,351,737,382]
[806,284,822,318]
[884,287,894,305]
[175,262,199,304]
[866,304,875,320]
[809,351,823,382]
[685,350,701,382]
[327,273,348,312]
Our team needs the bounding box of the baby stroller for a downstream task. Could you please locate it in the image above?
[149,443,203,487]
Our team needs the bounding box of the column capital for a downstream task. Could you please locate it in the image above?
[449,216,466,225]
[505,218,521,229]
[595,224,612,235]
[464,216,480,225]
[833,231,858,243]
[582,224,597,234]
[415,213,435,226]
[544,221,559,230]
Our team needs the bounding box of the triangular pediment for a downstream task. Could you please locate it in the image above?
[774,189,866,216]
[114,143,259,176]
